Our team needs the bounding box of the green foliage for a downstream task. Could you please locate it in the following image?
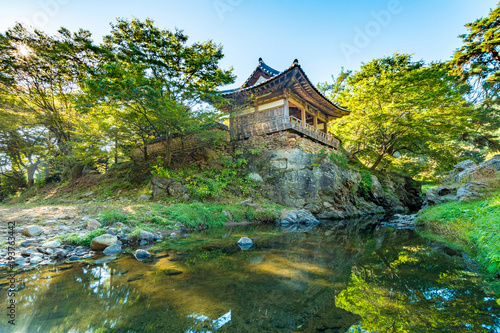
[451,5,500,152]
[248,148,261,156]
[98,210,128,227]
[59,229,106,247]
[417,191,500,274]
[358,170,373,197]
[329,151,349,169]
[325,53,472,177]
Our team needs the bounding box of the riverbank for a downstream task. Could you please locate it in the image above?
[417,191,500,292]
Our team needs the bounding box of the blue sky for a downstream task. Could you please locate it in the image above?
[1,0,498,89]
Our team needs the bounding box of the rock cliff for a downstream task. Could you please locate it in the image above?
[244,147,422,219]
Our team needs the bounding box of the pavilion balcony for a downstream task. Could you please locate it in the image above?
[232,115,341,150]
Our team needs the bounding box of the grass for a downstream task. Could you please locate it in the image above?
[149,202,281,227]
[417,191,500,275]
[58,229,106,247]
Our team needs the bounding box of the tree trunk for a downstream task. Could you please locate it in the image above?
[143,141,148,161]
[26,164,38,188]
[370,153,385,171]
[163,135,173,166]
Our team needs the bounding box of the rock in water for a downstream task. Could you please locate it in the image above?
[22,225,43,237]
[134,249,150,261]
[103,243,122,255]
[90,234,118,250]
[280,210,319,225]
[237,237,253,250]
[87,219,102,231]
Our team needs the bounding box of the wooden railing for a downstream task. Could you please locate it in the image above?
[289,116,340,149]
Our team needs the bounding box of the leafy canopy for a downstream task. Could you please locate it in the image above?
[325,53,472,176]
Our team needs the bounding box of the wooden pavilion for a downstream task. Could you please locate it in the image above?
[220,58,350,149]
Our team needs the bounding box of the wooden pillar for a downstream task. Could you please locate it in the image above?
[301,107,306,123]
[284,97,289,120]
[313,114,318,129]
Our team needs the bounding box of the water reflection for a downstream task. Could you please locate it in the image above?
[0,219,498,332]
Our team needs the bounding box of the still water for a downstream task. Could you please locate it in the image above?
[1,219,499,332]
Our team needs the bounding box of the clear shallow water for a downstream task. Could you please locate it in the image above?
[1,219,499,333]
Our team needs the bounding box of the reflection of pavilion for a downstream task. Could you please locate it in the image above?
[221,58,350,150]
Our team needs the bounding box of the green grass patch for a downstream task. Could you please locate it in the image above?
[58,229,106,247]
[417,191,500,274]
[150,202,280,227]
[98,209,129,227]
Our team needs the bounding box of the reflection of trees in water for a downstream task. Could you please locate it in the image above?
[336,237,500,332]
[0,222,498,332]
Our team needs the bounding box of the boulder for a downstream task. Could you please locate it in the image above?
[139,230,156,243]
[456,181,487,202]
[87,219,102,231]
[150,176,173,197]
[237,237,253,251]
[42,240,61,248]
[103,243,122,256]
[280,209,319,225]
[137,194,150,202]
[134,249,150,261]
[453,160,477,172]
[90,234,118,251]
[479,154,500,171]
[22,225,43,237]
[168,182,188,197]
[50,249,68,260]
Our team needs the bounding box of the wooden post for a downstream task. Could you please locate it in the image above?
[313,114,318,129]
[301,107,306,123]
[284,97,289,120]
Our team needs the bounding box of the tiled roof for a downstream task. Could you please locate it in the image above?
[220,59,350,115]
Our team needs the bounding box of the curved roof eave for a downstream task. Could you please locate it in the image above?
[222,59,350,117]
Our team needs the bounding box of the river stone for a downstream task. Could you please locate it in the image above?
[139,230,156,242]
[87,219,102,231]
[237,237,254,251]
[90,234,118,251]
[14,257,27,265]
[103,243,122,255]
[280,209,319,225]
[42,240,61,248]
[23,225,43,237]
[20,239,36,247]
[21,248,39,257]
[29,256,43,265]
[50,249,68,259]
[134,249,150,261]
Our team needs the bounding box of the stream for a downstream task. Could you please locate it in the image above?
[1,217,499,332]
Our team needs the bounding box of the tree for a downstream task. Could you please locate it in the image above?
[0,23,98,180]
[452,4,500,152]
[84,18,234,165]
[325,54,472,175]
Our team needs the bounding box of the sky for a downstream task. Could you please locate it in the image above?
[1,0,498,89]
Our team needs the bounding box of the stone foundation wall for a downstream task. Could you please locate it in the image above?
[235,131,334,155]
